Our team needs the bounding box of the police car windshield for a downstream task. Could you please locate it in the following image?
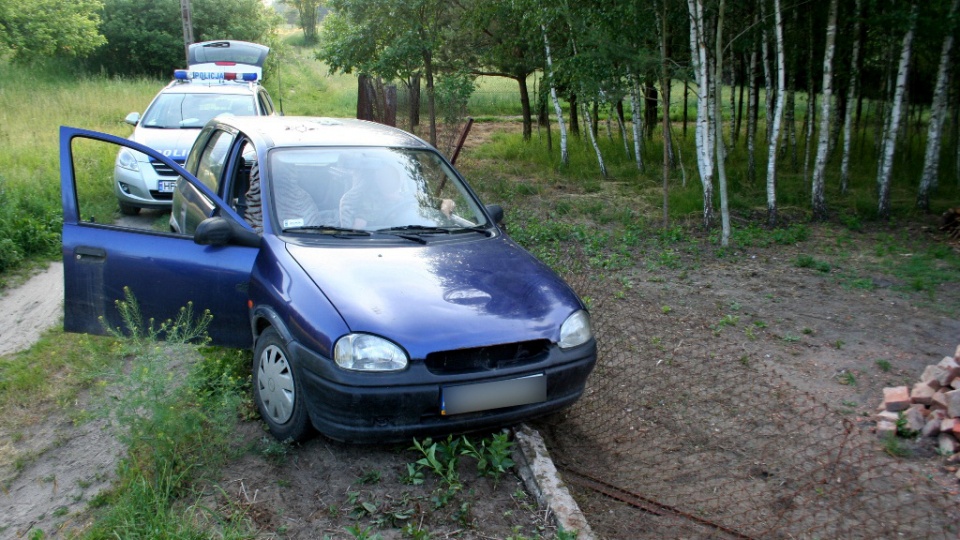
[141,93,255,129]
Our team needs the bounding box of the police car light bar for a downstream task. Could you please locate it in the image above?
[173,69,258,82]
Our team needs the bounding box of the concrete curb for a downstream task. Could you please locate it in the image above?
[513,423,595,540]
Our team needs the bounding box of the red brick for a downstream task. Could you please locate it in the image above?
[931,390,950,411]
[939,433,960,455]
[937,356,960,382]
[946,389,960,418]
[876,420,897,437]
[921,416,942,438]
[921,365,945,390]
[911,382,937,405]
[883,386,911,412]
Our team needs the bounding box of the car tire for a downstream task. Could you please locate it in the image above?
[118,202,141,216]
[253,328,313,442]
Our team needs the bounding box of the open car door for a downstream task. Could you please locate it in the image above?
[60,126,258,348]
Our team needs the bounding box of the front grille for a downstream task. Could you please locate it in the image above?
[425,340,550,375]
[148,191,173,200]
[151,162,181,177]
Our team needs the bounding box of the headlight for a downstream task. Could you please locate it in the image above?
[559,310,592,350]
[334,333,408,372]
[116,148,141,172]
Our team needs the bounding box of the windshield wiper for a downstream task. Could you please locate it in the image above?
[377,225,453,234]
[283,225,371,236]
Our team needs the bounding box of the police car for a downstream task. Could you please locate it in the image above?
[114,40,279,215]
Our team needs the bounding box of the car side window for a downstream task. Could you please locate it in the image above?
[258,90,275,116]
[196,130,233,192]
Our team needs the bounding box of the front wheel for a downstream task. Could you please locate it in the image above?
[253,328,313,442]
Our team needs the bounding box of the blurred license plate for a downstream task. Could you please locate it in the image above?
[441,374,546,416]
[158,180,176,193]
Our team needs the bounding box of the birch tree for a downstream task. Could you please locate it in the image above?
[840,0,863,194]
[877,4,918,220]
[918,0,959,211]
[765,0,786,226]
[746,10,759,184]
[714,0,731,246]
[687,0,714,228]
[811,0,838,221]
[760,0,774,145]
[541,23,569,166]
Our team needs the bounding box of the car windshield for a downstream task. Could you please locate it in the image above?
[141,93,255,129]
[268,148,490,234]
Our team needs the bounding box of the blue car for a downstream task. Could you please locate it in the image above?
[61,116,596,443]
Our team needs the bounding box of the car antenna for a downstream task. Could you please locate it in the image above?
[277,57,285,115]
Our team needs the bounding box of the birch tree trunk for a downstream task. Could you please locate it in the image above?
[761,0,774,145]
[581,101,608,177]
[715,0,731,246]
[877,6,917,220]
[811,0,838,220]
[629,73,645,171]
[687,0,714,228]
[747,11,759,185]
[918,0,959,211]
[766,0,786,226]
[541,24,569,166]
[840,0,863,193]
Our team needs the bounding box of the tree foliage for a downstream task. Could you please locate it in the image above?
[282,0,323,45]
[0,0,106,61]
[85,0,279,77]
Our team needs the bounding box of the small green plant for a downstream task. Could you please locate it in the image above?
[802,327,813,335]
[782,333,801,342]
[411,436,462,488]
[881,433,912,457]
[753,320,768,329]
[661,305,672,314]
[718,314,739,327]
[875,359,892,372]
[344,524,382,540]
[462,432,515,486]
[836,371,856,386]
[896,412,919,438]
[400,462,425,485]
[260,437,294,465]
[357,469,382,485]
[834,340,845,349]
[401,522,432,539]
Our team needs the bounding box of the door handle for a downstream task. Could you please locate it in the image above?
[74,246,106,261]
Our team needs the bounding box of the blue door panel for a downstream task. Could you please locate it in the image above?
[62,224,256,348]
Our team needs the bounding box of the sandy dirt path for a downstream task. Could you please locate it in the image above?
[0,262,64,356]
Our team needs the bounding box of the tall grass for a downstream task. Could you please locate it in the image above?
[0,61,160,278]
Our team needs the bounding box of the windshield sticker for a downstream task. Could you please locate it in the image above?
[283,218,305,228]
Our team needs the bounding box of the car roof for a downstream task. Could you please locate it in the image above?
[214,116,432,150]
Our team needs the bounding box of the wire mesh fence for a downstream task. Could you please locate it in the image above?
[533,266,958,540]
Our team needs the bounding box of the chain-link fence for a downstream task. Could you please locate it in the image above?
[532,266,958,539]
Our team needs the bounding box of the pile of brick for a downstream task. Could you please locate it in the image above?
[876,345,960,464]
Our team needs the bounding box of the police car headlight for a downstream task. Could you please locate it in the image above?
[334,334,408,372]
[116,148,141,172]
[559,310,592,350]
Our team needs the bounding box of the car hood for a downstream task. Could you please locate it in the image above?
[130,127,200,163]
[286,237,581,358]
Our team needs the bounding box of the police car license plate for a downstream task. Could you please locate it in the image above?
[441,374,546,416]
[158,180,176,193]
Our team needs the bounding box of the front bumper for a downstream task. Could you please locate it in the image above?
[292,340,597,443]
[114,160,178,209]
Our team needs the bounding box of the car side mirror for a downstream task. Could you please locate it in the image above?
[124,112,140,126]
[485,204,504,226]
[195,216,261,248]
